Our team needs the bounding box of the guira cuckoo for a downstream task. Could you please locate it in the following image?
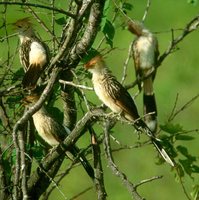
[23,95,94,179]
[13,17,49,90]
[128,21,159,133]
[84,55,174,167]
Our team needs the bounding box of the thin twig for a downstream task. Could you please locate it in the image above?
[121,41,133,84]
[125,15,199,91]
[158,15,199,66]
[142,0,151,22]
[72,71,91,111]
[170,93,199,121]
[51,0,56,50]
[168,93,179,122]
[27,6,59,44]
[135,175,163,189]
[0,2,76,18]
[59,80,93,91]
[90,127,107,200]
[103,120,144,200]
[18,130,28,200]
[69,187,93,200]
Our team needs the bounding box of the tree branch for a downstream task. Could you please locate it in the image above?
[103,120,144,200]
[0,2,76,18]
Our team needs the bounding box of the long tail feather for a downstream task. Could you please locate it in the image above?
[151,138,175,167]
[143,93,157,132]
[135,120,175,167]
[70,146,94,180]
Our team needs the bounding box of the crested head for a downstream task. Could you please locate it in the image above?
[84,55,106,73]
[22,94,40,105]
[128,20,151,36]
[13,17,34,36]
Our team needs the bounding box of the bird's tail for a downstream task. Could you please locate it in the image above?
[70,146,95,180]
[151,137,175,167]
[135,119,175,167]
[143,93,157,132]
[22,64,42,90]
[143,77,158,133]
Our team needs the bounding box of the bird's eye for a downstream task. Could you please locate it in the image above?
[18,25,22,28]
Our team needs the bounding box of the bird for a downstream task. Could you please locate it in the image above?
[13,17,49,90]
[128,20,159,133]
[22,94,95,180]
[84,55,174,167]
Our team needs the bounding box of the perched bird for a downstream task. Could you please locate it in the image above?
[13,17,49,90]
[128,21,159,133]
[84,55,174,167]
[23,95,94,180]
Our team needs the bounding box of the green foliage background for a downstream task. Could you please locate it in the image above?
[0,0,199,199]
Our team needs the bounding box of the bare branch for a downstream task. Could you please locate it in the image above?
[18,130,28,200]
[121,41,134,84]
[135,175,163,189]
[90,127,107,200]
[69,0,105,66]
[59,80,93,91]
[169,93,199,121]
[103,120,144,200]
[0,2,76,18]
[69,187,93,200]
[26,6,59,44]
[142,0,151,22]
[158,15,199,66]
[125,15,199,91]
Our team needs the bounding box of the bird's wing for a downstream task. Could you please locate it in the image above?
[106,76,140,121]
[132,39,143,91]
[152,37,159,81]
[22,38,49,89]
[22,63,43,89]
[20,40,32,71]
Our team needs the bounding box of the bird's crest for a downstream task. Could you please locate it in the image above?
[128,20,144,36]
[84,55,104,69]
[22,94,40,105]
[13,17,33,29]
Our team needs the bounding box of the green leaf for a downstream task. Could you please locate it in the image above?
[159,137,178,158]
[103,0,110,17]
[179,159,193,176]
[55,17,66,25]
[122,2,133,11]
[187,0,198,5]
[191,185,199,200]
[176,145,189,157]
[175,135,194,141]
[31,144,45,161]
[81,48,100,63]
[160,122,183,134]
[102,20,115,47]
[6,96,22,109]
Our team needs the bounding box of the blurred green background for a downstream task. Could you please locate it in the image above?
[0,0,199,199]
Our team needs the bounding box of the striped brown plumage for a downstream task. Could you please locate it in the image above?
[85,55,174,167]
[129,20,158,133]
[14,18,49,90]
[23,95,94,180]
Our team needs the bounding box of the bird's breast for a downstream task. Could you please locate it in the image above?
[32,112,59,146]
[135,36,156,69]
[29,41,47,66]
[92,76,122,113]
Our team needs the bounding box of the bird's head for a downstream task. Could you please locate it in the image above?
[84,55,106,73]
[128,20,151,37]
[13,17,34,36]
[22,94,40,106]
